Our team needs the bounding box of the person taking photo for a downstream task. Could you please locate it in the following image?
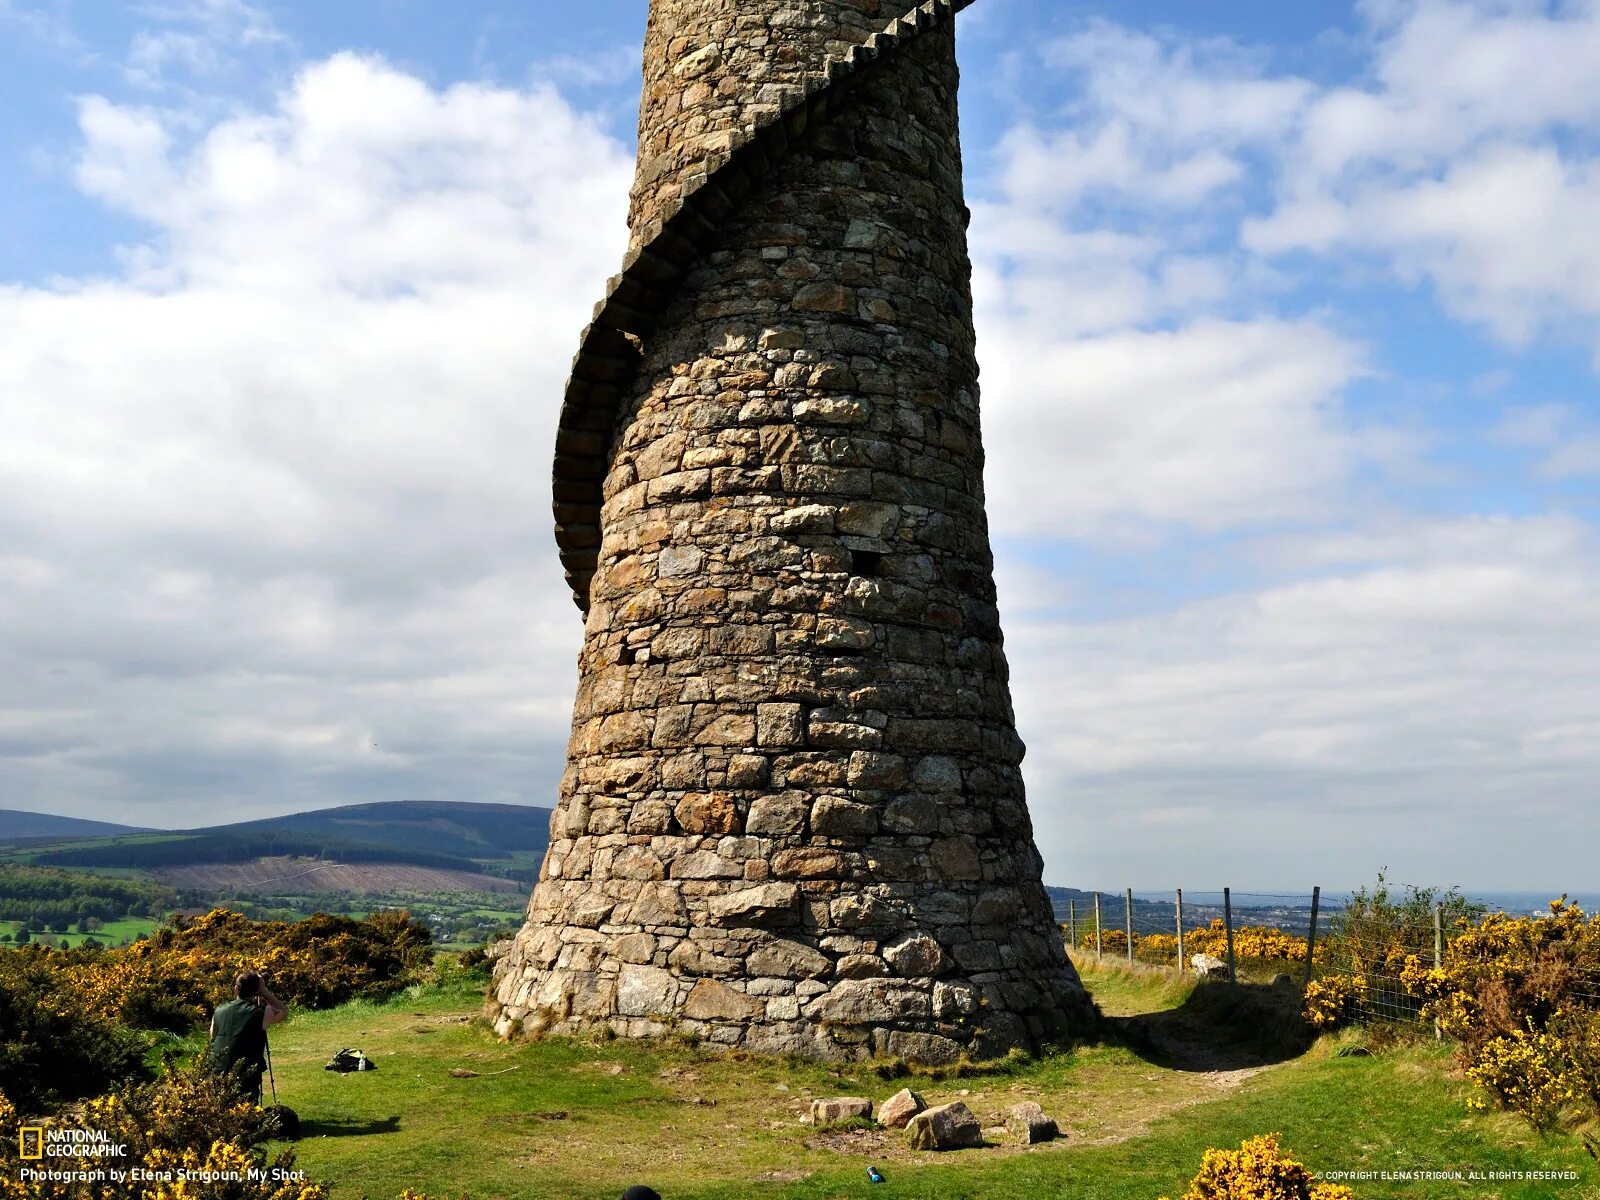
[205,970,287,1105]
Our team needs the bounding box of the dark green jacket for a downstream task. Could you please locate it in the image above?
[207,998,268,1076]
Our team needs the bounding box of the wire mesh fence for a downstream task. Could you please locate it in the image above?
[1059,888,1600,1030]
[1058,888,1323,981]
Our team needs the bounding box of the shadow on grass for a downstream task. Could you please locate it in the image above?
[296,1115,402,1138]
[1104,977,1313,1072]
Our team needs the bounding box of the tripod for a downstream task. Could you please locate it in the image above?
[261,1037,299,1139]
[265,1037,279,1108]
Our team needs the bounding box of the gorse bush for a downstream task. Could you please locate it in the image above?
[0,908,430,1112]
[1325,872,1482,1022]
[1073,921,1309,965]
[60,908,433,1032]
[1160,1133,1353,1200]
[0,1071,325,1200]
[1402,897,1600,1137]
[0,948,148,1110]
[1302,974,1363,1032]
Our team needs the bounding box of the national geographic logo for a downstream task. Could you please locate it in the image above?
[16,1127,127,1159]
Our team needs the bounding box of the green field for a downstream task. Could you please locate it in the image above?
[253,959,1600,1200]
[4,915,159,947]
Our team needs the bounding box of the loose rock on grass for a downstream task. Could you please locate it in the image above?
[1006,1101,1059,1144]
[878,1087,926,1129]
[907,1101,983,1150]
[810,1096,873,1125]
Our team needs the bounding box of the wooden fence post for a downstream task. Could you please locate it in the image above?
[1303,885,1322,987]
[1175,888,1185,977]
[1068,899,1076,951]
[1224,887,1237,984]
[1125,888,1135,965]
[1434,902,1444,1041]
[1094,892,1103,961]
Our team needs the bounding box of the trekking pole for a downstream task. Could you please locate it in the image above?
[265,1038,279,1107]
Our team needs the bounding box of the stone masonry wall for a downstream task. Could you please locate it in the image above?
[628,1,919,244]
[490,0,1094,1063]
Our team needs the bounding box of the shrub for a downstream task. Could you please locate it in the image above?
[56,907,433,1033]
[0,948,148,1111]
[0,1069,325,1199]
[1462,1025,1575,1132]
[1161,1133,1354,1200]
[1314,873,1483,1025]
[1398,898,1600,1134]
[1303,974,1364,1032]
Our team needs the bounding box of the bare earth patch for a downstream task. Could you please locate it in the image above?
[154,855,519,894]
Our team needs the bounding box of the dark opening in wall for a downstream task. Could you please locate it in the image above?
[851,549,885,577]
[618,644,637,665]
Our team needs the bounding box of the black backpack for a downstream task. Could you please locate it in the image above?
[324,1047,376,1073]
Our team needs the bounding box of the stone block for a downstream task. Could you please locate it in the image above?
[668,941,741,976]
[769,504,836,534]
[848,750,907,789]
[748,937,832,980]
[657,545,704,578]
[881,1030,964,1065]
[682,978,763,1021]
[810,796,878,838]
[932,980,981,1019]
[810,1096,872,1125]
[815,615,873,650]
[884,933,946,978]
[707,883,801,927]
[878,1088,926,1129]
[613,933,656,964]
[745,792,808,837]
[674,791,740,835]
[756,703,805,747]
[809,979,928,1024]
[881,793,938,834]
[792,282,853,313]
[610,846,666,881]
[911,755,962,792]
[696,713,757,746]
[930,836,983,880]
[829,892,895,929]
[835,953,889,979]
[907,1102,983,1151]
[615,966,677,1018]
[671,850,741,879]
[725,754,770,788]
[1006,1101,1059,1144]
[771,848,847,879]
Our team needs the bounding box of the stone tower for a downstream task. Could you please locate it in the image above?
[489,0,1094,1062]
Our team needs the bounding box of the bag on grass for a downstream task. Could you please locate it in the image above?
[324,1048,376,1073]
[263,1104,301,1139]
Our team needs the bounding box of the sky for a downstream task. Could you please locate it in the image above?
[1,0,1597,893]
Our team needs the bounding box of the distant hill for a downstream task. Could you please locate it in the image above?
[205,800,553,861]
[26,800,553,881]
[0,809,151,842]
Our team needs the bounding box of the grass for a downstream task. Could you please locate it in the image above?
[4,916,159,947]
[246,957,1600,1200]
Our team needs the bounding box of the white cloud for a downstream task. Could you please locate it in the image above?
[1492,403,1600,478]
[0,0,77,50]
[0,54,631,825]
[1014,513,1600,888]
[123,0,287,91]
[1043,21,1311,151]
[1246,0,1600,357]
[979,317,1367,540]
